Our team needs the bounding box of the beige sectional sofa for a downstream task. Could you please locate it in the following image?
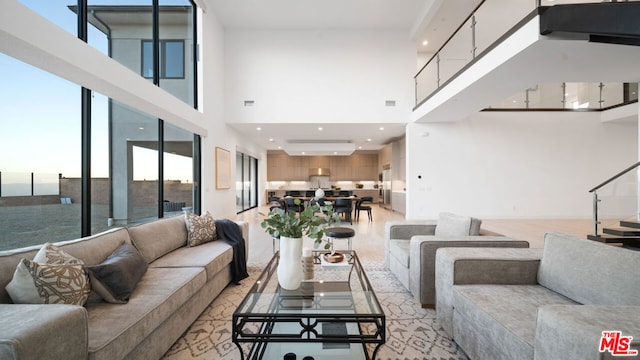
[435,232,640,360]
[0,215,249,360]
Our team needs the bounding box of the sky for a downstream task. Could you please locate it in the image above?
[0,0,193,193]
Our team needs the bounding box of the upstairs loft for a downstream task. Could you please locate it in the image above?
[413,1,640,123]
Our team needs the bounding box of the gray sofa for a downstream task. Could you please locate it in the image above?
[385,214,529,307]
[0,215,249,360]
[435,232,640,360]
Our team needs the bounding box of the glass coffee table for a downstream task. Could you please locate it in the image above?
[232,250,385,360]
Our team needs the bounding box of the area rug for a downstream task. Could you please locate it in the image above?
[163,262,468,360]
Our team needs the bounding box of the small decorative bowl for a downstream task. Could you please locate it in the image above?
[323,252,344,263]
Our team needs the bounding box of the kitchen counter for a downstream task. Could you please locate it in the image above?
[265,189,379,204]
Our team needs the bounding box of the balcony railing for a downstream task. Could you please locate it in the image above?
[486,82,638,110]
[589,162,640,236]
[414,0,640,108]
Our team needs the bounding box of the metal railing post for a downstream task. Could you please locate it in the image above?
[471,15,477,59]
[436,54,441,88]
[598,82,604,109]
[593,191,599,235]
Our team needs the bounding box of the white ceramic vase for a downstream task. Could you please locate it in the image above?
[315,188,325,198]
[277,236,303,290]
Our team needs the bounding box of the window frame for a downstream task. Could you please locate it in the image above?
[141,39,186,80]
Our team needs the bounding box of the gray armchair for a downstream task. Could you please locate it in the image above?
[384,213,529,308]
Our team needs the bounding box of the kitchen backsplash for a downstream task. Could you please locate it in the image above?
[267,180,379,190]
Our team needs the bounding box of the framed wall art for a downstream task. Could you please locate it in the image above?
[215,146,231,189]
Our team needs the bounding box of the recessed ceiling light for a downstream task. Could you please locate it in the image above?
[138,127,144,130]
[358,146,362,149]
[367,138,372,142]
[379,127,384,131]
[256,127,262,131]
[277,146,282,149]
[318,127,323,131]
[268,138,274,142]
[422,40,429,46]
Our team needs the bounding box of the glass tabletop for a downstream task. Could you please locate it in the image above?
[235,250,383,317]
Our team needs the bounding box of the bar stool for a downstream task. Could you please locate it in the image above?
[326,227,356,252]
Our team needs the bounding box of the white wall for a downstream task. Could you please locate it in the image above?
[199,9,267,219]
[224,29,415,125]
[406,111,637,219]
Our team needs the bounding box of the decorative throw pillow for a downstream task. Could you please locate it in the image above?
[5,259,90,305]
[434,212,472,237]
[185,211,217,247]
[33,242,83,265]
[85,242,148,304]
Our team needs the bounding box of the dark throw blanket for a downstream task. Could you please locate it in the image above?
[215,219,249,284]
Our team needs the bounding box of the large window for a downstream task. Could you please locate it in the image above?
[236,152,258,213]
[0,54,81,250]
[0,1,199,251]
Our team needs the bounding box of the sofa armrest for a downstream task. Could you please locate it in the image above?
[435,247,543,336]
[235,220,249,259]
[535,305,640,360]
[0,304,88,360]
[409,236,529,307]
[384,220,437,267]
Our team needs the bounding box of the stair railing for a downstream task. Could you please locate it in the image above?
[589,161,640,235]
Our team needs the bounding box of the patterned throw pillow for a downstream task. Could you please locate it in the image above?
[185,211,217,247]
[33,242,83,265]
[5,259,90,305]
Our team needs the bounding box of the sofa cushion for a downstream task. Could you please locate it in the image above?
[0,228,130,304]
[6,259,91,305]
[86,243,148,304]
[452,284,577,359]
[127,216,188,264]
[149,240,233,281]
[538,232,640,306]
[389,240,410,268]
[535,305,640,360]
[435,212,472,237]
[0,305,88,360]
[185,211,217,247]
[85,267,206,360]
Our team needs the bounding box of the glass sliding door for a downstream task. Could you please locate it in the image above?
[164,122,194,217]
[236,152,258,213]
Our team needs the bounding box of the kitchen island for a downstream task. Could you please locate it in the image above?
[265,189,379,204]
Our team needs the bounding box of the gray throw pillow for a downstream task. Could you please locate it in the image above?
[434,212,472,237]
[86,242,148,304]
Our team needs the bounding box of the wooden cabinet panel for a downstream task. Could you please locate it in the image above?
[267,153,285,181]
[269,152,379,181]
[309,156,330,169]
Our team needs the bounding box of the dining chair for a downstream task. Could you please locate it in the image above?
[355,196,373,222]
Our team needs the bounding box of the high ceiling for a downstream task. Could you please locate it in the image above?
[204,0,487,153]
[206,0,433,152]
[207,0,429,30]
